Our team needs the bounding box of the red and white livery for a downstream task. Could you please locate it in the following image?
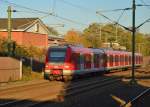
[44,45,143,81]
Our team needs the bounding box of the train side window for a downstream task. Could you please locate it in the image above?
[115,55,118,62]
[107,55,110,63]
[72,53,80,63]
[121,55,124,62]
[94,54,99,66]
[125,56,128,62]
[110,55,113,63]
[71,53,80,69]
[85,54,91,63]
[102,54,107,64]
[129,56,131,64]
[80,54,84,64]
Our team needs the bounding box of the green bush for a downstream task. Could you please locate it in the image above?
[22,65,32,81]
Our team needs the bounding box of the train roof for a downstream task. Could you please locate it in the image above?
[48,45,142,56]
[70,46,104,54]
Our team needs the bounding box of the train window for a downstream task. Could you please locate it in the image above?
[120,55,124,62]
[84,54,91,63]
[80,54,84,64]
[102,54,107,63]
[49,50,66,62]
[110,55,113,63]
[115,55,118,62]
[129,56,131,64]
[107,55,110,62]
[71,53,80,69]
[125,56,128,62]
[94,54,99,66]
[72,53,80,63]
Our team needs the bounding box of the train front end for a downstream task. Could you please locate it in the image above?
[44,46,73,81]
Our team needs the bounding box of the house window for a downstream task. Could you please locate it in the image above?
[35,23,39,32]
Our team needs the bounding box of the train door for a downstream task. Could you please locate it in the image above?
[106,54,110,68]
[118,54,120,67]
[129,55,131,65]
[125,55,128,66]
[115,55,119,66]
[102,54,107,68]
[109,54,113,67]
[84,54,92,69]
[120,54,124,67]
[80,54,84,71]
[94,54,100,68]
[135,55,138,65]
[71,53,80,70]
[138,56,140,64]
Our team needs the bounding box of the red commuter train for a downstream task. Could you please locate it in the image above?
[44,45,143,81]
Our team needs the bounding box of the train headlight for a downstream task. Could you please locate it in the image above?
[64,65,70,69]
[45,70,50,73]
[45,65,49,68]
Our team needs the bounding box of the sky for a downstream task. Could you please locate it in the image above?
[0,0,150,34]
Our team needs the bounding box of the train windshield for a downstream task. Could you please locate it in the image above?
[49,49,66,63]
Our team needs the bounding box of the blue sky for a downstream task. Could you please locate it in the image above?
[0,0,150,34]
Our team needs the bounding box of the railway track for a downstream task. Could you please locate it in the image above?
[0,81,50,95]
[0,81,63,107]
[63,77,121,96]
[33,77,121,107]
[122,88,150,107]
[0,76,121,107]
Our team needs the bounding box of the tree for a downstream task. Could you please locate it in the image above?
[46,26,59,36]
[64,29,82,45]
[82,23,101,48]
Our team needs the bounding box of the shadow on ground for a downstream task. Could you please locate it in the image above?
[0,72,150,107]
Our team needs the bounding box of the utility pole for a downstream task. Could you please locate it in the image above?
[7,6,16,56]
[99,23,102,46]
[115,25,118,42]
[131,0,136,84]
[7,6,12,56]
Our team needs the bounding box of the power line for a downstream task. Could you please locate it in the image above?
[54,14,87,26]
[97,8,132,13]
[96,11,132,31]
[17,14,51,29]
[1,0,86,26]
[139,0,150,9]
[58,0,94,13]
[59,0,132,14]
[52,0,56,14]
[116,10,126,24]
[2,0,52,15]
[136,18,150,29]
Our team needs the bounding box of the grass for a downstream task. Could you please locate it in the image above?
[22,65,43,81]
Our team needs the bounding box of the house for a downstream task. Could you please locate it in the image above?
[48,34,65,47]
[0,18,64,48]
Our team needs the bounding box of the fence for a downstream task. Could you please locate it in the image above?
[0,57,22,83]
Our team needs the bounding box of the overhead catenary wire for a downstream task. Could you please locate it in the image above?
[16,14,51,29]
[96,11,132,32]
[136,18,150,29]
[52,0,56,14]
[59,0,132,14]
[2,0,52,15]
[57,0,95,13]
[1,0,87,26]
[139,0,150,9]
[97,8,132,13]
[116,10,126,23]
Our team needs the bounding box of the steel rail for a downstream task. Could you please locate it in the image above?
[0,81,51,95]
[57,77,121,100]
[122,88,150,107]
[0,91,58,107]
[31,77,122,106]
